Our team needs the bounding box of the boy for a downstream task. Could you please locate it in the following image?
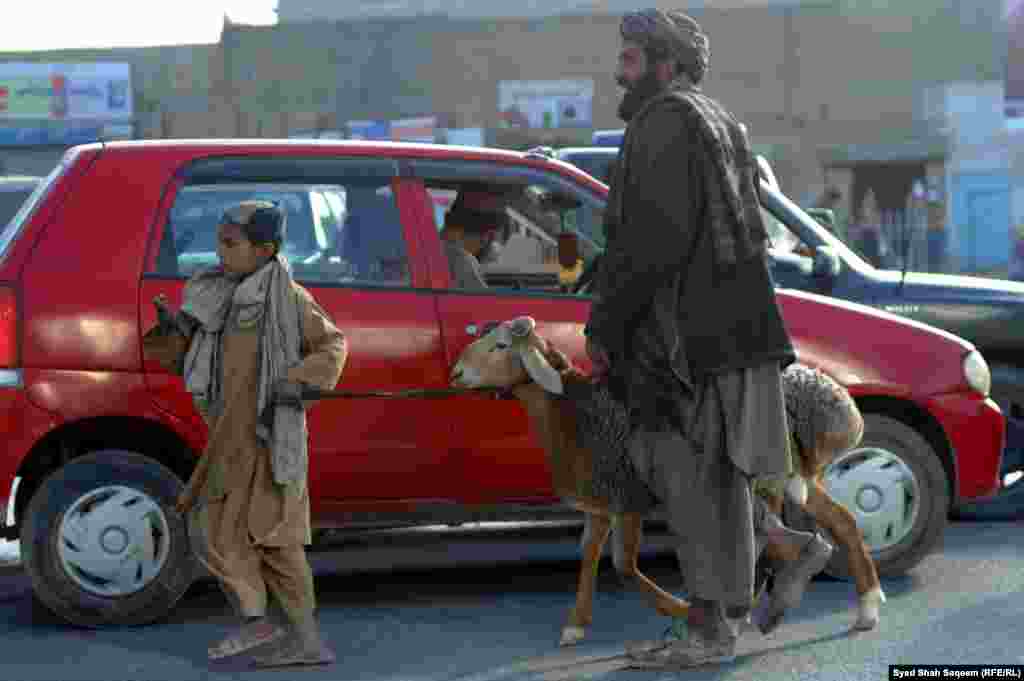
[144,200,347,668]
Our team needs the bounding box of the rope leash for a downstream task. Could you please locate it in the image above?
[301,386,510,400]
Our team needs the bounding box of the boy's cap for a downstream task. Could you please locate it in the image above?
[221,200,287,244]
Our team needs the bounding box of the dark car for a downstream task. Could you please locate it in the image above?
[554,142,1024,520]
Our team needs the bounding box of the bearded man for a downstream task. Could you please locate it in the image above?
[584,9,832,668]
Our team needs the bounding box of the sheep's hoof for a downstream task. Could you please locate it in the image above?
[560,626,586,647]
[854,586,886,631]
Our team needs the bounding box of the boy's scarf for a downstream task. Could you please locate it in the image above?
[181,254,307,486]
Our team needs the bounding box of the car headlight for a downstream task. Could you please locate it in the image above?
[963,350,991,398]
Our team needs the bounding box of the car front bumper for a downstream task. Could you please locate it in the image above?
[927,393,1005,503]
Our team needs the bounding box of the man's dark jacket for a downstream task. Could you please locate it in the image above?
[586,84,795,420]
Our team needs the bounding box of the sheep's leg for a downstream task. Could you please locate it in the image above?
[805,478,885,630]
[612,512,690,619]
[561,512,613,647]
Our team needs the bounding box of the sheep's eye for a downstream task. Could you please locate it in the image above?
[492,342,510,351]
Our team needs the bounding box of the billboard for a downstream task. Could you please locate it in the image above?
[0,63,132,146]
[497,80,594,130]
[1008,0,1024,127]
[0,63,132,121]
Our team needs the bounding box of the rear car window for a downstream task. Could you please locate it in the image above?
[0,186,36,228]
[153,181,410,286]
[0,165,65,261]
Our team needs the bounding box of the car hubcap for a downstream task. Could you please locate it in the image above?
[823,447,921,553]
[57,486,171,597]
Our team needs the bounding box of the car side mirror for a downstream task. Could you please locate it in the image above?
[812,246,841,278]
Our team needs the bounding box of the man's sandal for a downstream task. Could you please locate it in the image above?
[208,620,286,660]
[251,639,337,668]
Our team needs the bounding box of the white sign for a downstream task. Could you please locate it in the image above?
[0,62,132,121]
[498,80,594,130]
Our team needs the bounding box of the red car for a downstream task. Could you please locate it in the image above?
[0,140,1004,628]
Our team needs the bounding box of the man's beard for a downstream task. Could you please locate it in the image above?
[617,68,666,122]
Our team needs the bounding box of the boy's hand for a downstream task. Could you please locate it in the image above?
[152,295,195,336]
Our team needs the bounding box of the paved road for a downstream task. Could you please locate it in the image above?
[1,520,1022,681]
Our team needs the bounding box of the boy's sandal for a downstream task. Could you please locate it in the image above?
[208,621,286,660]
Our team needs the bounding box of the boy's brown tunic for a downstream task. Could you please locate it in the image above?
[147,283,346,617]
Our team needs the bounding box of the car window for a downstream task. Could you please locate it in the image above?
[153,180,410,286]
[0,187,36,228]
[0,167,62,261]
[424,176,604,295]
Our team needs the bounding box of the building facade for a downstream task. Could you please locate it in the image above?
[1,0,1017,274]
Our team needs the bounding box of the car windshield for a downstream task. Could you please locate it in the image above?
[759,181,874,271]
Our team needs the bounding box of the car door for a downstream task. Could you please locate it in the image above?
[140,155,458,510]
[406,157,602,505]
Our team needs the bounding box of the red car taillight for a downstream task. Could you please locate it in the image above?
[0,286,18,369]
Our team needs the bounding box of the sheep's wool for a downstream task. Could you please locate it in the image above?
[565,377,659,515]
[782,362,859,469]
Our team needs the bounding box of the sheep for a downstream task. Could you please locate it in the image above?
[449,316,885,646]
[753,362,885,633]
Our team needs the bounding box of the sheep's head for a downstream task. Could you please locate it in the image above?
[449,316,566,395]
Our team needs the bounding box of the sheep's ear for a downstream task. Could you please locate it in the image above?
[519,344,564,395]
[508,316,536,338]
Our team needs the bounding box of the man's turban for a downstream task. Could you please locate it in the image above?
[620,8,710,84]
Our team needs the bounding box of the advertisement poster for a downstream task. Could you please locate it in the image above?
[0,63,132,121]
[497,80,594,130]
[1008,0,1024,128]
[0,63,131,146]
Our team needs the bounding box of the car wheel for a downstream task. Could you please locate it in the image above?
[20,450,197,628]
[819,413,949,578]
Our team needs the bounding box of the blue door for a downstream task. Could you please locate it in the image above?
[952,173,1011,273]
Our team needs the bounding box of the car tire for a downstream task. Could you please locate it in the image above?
[808,413,950,578]
[20,450,197,628]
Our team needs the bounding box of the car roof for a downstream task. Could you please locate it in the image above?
[86,139,610,196]
[99,138,541,164]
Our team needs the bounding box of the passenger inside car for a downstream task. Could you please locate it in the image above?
[440,189,511,290]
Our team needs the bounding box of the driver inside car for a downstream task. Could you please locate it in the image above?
[440,189,510,290]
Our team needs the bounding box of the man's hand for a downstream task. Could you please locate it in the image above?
[586,336,611,380]
[272,378,306,409]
